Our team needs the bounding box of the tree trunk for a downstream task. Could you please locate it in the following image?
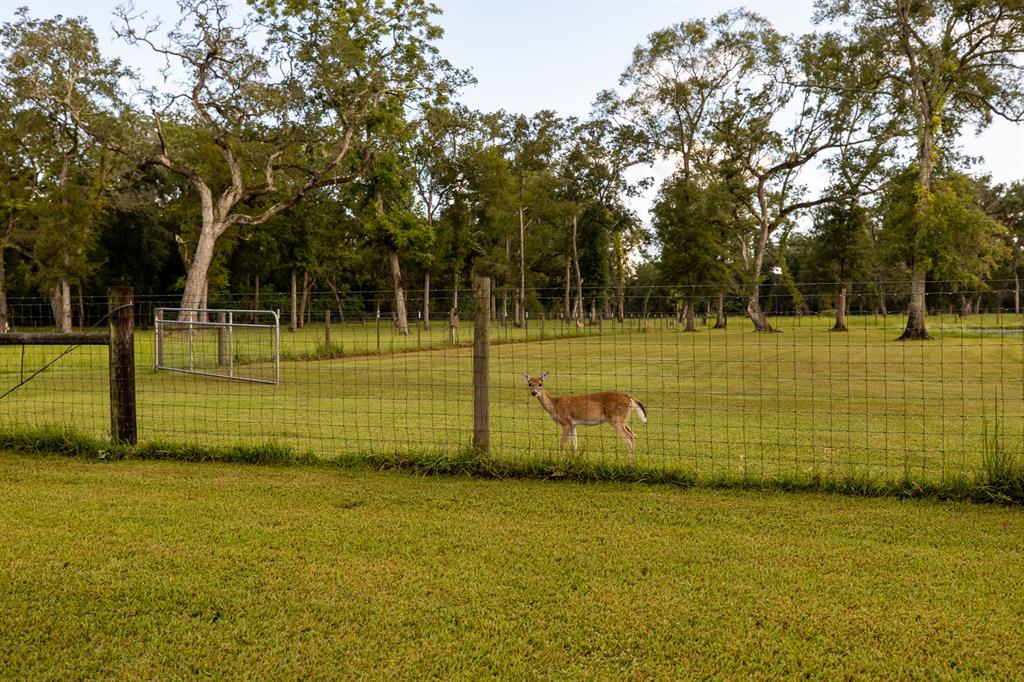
[327,277,345,323]
[77,285,86,330]
[254,275,260,310]
[199,282,208,322]
[290,270,298,331]
[423,271,431,331]
[746,287,773,333]
[832,287,848,332]
[642,287,652,330]
[683,300,695,332]
[516,207,525,328]
[563,258,571,321]
[897,23,935,341]
[878,283,887,316]
[1011,266,1019,317]
[389,249,409,336]
[50,279,72,333]
[959,292,971,319]
[0,247,9,332]
[571,215,584,328]
[615,231,625,323]
[1011,264,1019,315]
[297,271,311,329]
[713,292,727,329]
[179,225,219,314]
[898,267,931,340]
[617,279,625,323]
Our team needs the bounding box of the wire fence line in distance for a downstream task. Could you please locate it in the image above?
[1,280,1022,487]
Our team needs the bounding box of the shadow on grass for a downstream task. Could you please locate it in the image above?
[2,425,1022,506]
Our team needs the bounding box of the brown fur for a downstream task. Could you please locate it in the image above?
[523,372,647,459]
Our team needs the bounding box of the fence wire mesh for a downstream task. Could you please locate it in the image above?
[1,282,1022,485]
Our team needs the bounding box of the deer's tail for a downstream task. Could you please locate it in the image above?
[631,398,648,423]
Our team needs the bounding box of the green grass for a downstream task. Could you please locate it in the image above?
[1,451,1023,678]
[3,313,1024,488]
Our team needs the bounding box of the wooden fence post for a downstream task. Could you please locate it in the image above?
[324,310,331,348]
[473,276,491,456]
[108,287,137,446]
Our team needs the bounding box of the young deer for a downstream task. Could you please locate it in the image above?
[523,371,647,459]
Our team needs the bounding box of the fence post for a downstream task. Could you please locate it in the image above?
[154,308,164,368]
[324,310,332,348]
[108,286,137,446]
[473,276,491,456]
[217,311,228,366]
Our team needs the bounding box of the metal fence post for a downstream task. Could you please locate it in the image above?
[217,311,228,366]
[473,276,491,456]
[154,308,163,368]
[108,286,137,446]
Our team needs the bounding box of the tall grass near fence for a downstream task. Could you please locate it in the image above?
[2,285,1024,497]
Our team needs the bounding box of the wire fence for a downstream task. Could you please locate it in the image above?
[1,281,1023,485]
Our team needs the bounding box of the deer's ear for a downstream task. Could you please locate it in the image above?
[522,373,532,382]
[541,371,549,380]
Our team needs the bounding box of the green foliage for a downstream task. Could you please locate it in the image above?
[652,172,728,290]
[978,410,1024,504]
[879,165,1009,288]
[0,10,129,304]
[805,199,873,289]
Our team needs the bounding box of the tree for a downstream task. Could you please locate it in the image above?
[554,118,647,327]
[602,11,776,329]
[502,111,564,327]
[359,150,432,335]
[410,104,475,329]
[807,199,873,330]
[984,181,1024,312]
[817,0,1024,339]
[16,0,464,315]
[609,12,888,332]
[651,172,728,330]
[1,10,127,330]
[710,30,890,331]
[0,89,28,331]
[879,166,1008,316]
[604,9,771,183]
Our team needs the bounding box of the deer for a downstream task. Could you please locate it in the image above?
[523,371,647,459]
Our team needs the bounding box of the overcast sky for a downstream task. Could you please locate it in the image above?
[3,0,1022,218]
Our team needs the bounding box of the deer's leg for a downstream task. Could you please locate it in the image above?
[570,425,579,453]
[612,421,637,460]
[559,425,571,457]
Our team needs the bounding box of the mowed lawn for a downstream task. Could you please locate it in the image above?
[2,452,1023,679]
[2,314,1024,484]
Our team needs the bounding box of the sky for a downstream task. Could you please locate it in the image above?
[2,0,1022,220]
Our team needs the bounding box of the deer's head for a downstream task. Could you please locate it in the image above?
[522,371,549,397]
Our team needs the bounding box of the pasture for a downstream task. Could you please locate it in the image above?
[1,451,1023,678]
[2,313,1024,487]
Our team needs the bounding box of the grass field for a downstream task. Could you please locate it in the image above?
[2,313,1024,487]
[1,451,1023,678]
